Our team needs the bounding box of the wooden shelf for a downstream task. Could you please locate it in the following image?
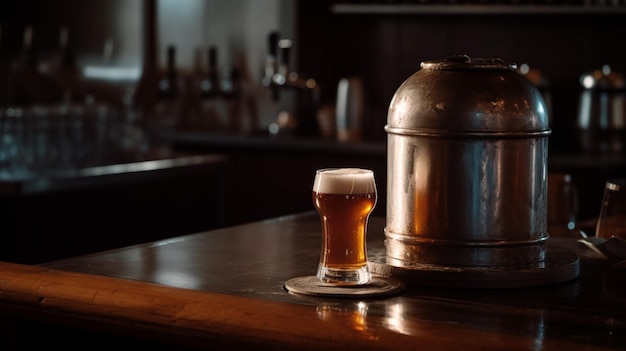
[330,3,626,15]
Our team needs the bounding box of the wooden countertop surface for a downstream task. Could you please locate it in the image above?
[0,212,624,350]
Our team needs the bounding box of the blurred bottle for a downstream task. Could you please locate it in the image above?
[222,66,242,133]
[5,26,58,106]
[158,45,179,99]
[202,46,220,99]
[133,0,158,118]
[47,26,84,106]
[0,25,8,106]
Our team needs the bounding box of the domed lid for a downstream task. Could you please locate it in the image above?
[386,55,550,137]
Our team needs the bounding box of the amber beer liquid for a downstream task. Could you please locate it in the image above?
[313,168,377,285]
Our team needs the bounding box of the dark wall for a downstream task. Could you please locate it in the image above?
[293,2,626,222]
[0,0,121,58]
[295,1,626,145]
[227,151,386,225]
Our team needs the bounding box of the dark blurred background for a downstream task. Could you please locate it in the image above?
[1,0,625,263]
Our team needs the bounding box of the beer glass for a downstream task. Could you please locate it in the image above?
[595,178,626,240]
[313,168,377,285]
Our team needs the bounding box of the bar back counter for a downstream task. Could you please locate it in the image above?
[0,213,624,350]
[175,132,626,224]
[0,153,229,264]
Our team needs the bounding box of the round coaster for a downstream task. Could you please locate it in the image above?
[284,275,406,298]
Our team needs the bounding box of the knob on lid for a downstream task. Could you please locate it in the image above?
[421,54,515,71]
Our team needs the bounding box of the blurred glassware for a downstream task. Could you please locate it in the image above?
[576,65,626,154]
[0,103,149,180]
[595,178,626,241]
[5,26,59,106]
[0,107,27,179]
[336,76,365,142]
[44,26,85,106]
[548,173,584,238]
[316,104,336,139]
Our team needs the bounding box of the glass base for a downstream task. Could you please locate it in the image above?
[316,264,371,286]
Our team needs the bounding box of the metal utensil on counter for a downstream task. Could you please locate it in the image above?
[579,236,626,263]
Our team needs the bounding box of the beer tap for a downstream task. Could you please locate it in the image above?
[262,32,320,136]
[274,38,291,87]
[262,32,279,101]
[262,32,319,104]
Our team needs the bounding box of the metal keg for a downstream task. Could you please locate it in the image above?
[384,55,551,268]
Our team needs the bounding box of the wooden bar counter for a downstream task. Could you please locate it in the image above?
[0,212,624,350]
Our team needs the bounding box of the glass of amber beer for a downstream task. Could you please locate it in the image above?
[313,168,377,285]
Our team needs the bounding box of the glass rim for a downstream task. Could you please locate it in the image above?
[315,167,373,174]
[606,178,626,191]
[313,168,376,195]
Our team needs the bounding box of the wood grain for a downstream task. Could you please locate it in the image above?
[0,261,613,350]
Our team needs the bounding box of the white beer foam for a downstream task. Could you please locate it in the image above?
[313,168,376,195]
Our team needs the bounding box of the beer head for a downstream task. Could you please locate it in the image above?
[313,168,376,195]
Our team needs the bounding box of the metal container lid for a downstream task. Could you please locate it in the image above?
[386,55,551,137]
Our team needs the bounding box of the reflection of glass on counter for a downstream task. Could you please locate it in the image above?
[383,301,414,336]
[316,301,370,333]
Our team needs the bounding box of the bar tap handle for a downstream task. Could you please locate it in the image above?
[269,32,279,61]
[264,31,280,101]
[276,38,292,86]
